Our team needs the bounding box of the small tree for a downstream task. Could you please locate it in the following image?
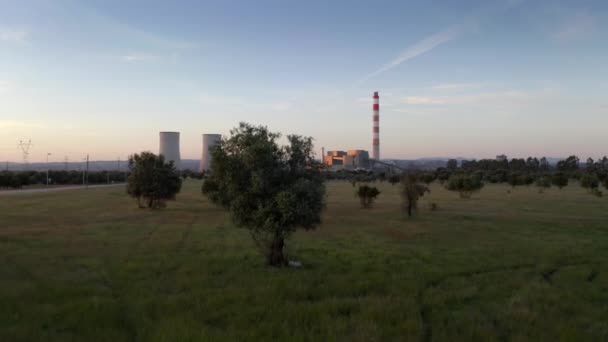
[535,175,552,193]
[400,172,430,217]
[127,152,182,208]
[202,123,325,266]
[388,174,401,186]
[356,185,380,208]
[551,172,569,189]
[445,174,484,198]
[580,173,602,197]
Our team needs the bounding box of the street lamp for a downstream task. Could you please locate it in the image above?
[46,153,52,186]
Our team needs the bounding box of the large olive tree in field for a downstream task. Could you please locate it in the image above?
[202,123,325,267]
[127,152,182,208]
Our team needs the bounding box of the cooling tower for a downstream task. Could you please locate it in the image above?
[200,134,221,172]
[159,131,181,169]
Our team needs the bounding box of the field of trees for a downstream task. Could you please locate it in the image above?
[1,180,607,341]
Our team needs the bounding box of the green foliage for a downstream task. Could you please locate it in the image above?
[507,172,535,187]
[420,172,437,185]
[446,159,458,170]
[356,185,380,208]
[557,155,580,173]
[201,122,325,266]
[0,170,126,188]
[535,175,552,193]
[551,172,569,189]
[388,174,401,186]
[580,173,602,197]
[445,174,484,198]
[126,152,182,209]
[400,172,430,217]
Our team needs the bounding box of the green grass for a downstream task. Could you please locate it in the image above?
[1,180,607,341]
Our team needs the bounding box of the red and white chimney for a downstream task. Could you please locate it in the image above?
[373,91,380,160]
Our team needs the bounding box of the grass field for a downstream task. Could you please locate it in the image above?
[1,180,607,341]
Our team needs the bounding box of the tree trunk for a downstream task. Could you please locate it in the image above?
[407,203,413,217]
[267,235,286,267]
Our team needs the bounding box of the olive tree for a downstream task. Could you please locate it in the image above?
[445,174,484,198]
[551,172,569,189]
[535,175,552,193]
[356,185,380,208]
[126,152,182,208]
[202,123,325,267]
[400,172,430,217]
[580,173,602,197]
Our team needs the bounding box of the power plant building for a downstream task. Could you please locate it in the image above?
[324,150,370,170]
[159,131,181,169]
[200,134,221,172]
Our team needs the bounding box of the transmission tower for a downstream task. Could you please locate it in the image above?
[18,139,33,169]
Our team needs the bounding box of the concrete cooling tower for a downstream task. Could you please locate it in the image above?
[200,134,221,172]
[159,131,181,169]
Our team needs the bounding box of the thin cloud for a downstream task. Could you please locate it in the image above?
[404,96,446,105]
[0,80,10,93]
[122,54,161,63]
[357,25,464,84]
[430,83,486,91]
[0,29,28,43]
[554,11,596,41]
[403,90,539,106]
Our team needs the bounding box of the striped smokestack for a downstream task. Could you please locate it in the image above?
[373,91,380,160]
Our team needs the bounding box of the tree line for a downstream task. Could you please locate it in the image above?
[0,170,126,189]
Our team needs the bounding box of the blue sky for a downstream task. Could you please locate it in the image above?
[1,0,607,162]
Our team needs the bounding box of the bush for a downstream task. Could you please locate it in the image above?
[535,175,551,193]
[127,152,182,209]
[356,185,380,208]
[446,174,484,198]
[551,172,569,189]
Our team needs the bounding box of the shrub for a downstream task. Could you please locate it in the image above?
[535,175,552,193]
[551,172,569,189]
[356,185,380,208]
[127,152,182,209]
[446,174,484,198]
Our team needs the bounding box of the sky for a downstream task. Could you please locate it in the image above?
[1,0,607,163]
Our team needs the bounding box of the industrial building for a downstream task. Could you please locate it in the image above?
[200,134,221,172]
[323,150,370,170]
[159,131,181,169]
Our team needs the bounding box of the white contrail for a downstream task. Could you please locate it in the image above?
[357,24,464,84]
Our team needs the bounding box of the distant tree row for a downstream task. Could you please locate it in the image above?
[0,170,127,189]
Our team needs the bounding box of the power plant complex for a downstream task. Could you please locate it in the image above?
[322,91,380,170]
[160,91,380,172]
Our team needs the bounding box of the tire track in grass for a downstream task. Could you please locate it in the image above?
[540,261,595,285]
[417,263,536,342]
[417,260,597,342]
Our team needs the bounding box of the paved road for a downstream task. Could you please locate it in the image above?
[0,183,124,196]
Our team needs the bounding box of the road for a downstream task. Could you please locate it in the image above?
[0,183,124,196]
